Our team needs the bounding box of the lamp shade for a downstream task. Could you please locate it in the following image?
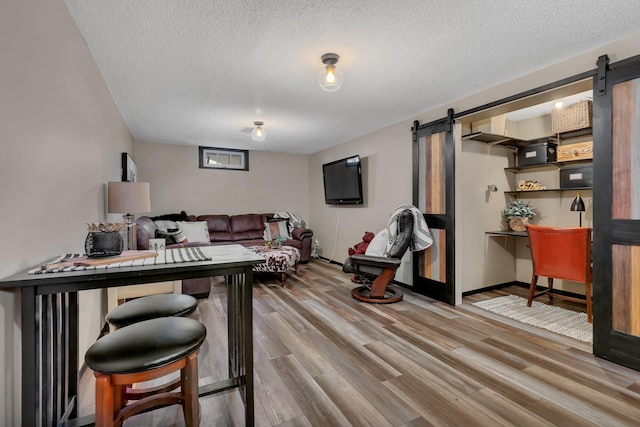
[108,182,151,214]
[570,193,586,212]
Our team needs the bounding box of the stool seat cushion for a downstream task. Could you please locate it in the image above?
[106,294,198,328]
[86,317,206,374]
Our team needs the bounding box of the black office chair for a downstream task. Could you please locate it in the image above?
[343,209,414,303]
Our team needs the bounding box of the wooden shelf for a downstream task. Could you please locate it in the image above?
[461,132,527,148]
[464,127,592,148]
[485,230,527,237]
[505,187,592,195]
[556,127,592,139]
[505,158,592,172]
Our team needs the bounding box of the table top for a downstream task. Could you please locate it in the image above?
[0,245,265,291]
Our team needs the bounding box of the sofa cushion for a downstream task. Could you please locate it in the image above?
[230,214,263,233]
[177,221,210,243]
[197,215,232,242]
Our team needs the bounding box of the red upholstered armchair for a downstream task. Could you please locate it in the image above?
[526,224,593,322]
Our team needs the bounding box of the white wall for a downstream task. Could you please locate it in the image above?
[457,131,516,293]
[134,141,310,219]
[0,1,134,425]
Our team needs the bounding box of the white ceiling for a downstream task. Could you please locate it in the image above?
[64,1,640,155]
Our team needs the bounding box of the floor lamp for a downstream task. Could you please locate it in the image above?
[108,182,151,250]
[570,192,586,227]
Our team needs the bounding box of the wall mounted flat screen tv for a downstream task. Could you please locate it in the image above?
[322,155,363,205]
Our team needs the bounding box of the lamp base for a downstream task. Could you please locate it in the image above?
[123,214,136,250]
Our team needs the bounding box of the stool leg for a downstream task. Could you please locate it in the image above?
[182,351,200,427]
[95,374,115,427]
[113,384,125,416]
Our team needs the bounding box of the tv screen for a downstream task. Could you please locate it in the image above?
[322,155,363,205]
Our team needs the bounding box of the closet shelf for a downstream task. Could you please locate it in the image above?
[505,187,592,195]
[461,132,528,148]
[504,158,593,172]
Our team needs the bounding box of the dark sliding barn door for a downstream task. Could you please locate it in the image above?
[593,54,640,369]
[412,109,455,305]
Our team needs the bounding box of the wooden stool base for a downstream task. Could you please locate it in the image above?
[94,350,200,427]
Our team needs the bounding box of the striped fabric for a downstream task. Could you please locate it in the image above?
[31,247,211,275]
[386,204,433,253]
[274,211,306,229]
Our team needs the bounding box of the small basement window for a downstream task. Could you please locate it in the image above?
[199,146,249,171]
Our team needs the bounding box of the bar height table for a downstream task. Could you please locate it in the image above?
[0,245,264,427]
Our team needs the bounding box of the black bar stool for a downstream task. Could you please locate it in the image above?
[106,294,198,329]
[85,317,206,427]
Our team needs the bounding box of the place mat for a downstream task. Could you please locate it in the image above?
[472,294,592,344]
[31,247,212,274]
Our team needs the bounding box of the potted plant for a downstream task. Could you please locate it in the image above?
[503,200,535,231]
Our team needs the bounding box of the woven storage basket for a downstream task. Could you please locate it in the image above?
[551,100,593,134]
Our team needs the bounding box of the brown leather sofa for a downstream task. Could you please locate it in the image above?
[135,213,313,298]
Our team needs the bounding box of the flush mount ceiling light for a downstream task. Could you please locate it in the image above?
[318,53,344,92]
[251,121,267,141]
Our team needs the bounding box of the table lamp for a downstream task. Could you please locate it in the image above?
[570,192,586,227]
[108,182,151,250]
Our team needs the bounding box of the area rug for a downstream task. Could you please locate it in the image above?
[472,294,592,344]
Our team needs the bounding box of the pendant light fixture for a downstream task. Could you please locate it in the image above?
[251,121,267,141]
[318,53,344,92]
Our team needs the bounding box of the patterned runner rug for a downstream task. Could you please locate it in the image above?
[472,294,592,344]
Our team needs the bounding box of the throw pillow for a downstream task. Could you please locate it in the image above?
[155,228,188,245]
[365,229,388,257]
[176,221,210,243]
[263,219,291,241]
[154,220,179,232]
[274,211,306,229]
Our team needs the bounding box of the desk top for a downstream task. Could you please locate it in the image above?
[0,245,265,291]
[485,230,528,237]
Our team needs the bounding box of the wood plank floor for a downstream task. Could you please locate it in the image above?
[79,260,640,426]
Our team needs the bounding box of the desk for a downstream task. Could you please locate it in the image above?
[485,230,528,237]
[0,245,264,427]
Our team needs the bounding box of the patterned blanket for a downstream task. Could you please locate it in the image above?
[386,204,433,253]
[31,247,211,274]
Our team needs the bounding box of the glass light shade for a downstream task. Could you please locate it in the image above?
[251,122,267,141]
[318,64,344,92]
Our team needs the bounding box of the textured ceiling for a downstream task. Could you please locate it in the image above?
[64,0,640,154]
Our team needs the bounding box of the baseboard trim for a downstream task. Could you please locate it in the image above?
[462,281,524,297]
[516,281,587,301]
[462,281,587,301]
[318,256,342,266]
